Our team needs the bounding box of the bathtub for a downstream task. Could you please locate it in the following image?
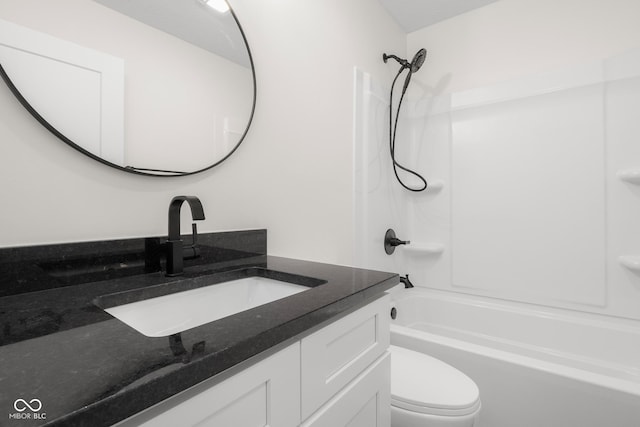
[388,287,640,427]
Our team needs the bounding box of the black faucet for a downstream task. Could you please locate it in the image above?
[399,274,414,289]
[166,196,205,276]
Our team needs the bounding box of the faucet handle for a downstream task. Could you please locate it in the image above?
[190,223,198,246]
[384,229,410,255]
[183,223,201,260]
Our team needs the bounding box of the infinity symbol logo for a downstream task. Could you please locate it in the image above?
[13,398,42,412]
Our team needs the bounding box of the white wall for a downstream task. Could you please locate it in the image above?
[0,0,405,265]
[359,0,640,320]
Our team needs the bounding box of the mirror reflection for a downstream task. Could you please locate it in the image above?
[0,0,255,175]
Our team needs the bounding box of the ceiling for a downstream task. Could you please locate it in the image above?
[93,0,251,67]
[90,0,501,65]
[377,0,500,33]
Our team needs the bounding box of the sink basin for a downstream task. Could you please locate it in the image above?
[103,276,310,337]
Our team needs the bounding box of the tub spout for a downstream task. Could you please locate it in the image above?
[400,274,414,289]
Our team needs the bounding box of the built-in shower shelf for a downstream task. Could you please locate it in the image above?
[424,180,444,193]
[403,243,444,254]
[617,169,640,184]
[619,256,640,272]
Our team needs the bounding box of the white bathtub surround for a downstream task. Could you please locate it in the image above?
[374,0,640,321]
[355,46,640,320]
[355,1,640,423]
[389,287,640,427]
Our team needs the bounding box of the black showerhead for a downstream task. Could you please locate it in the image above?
[401,48,427,94]
[410,48,427,73]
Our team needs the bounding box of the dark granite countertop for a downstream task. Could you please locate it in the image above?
[0,230,398,426]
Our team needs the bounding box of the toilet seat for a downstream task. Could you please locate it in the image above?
[390,345,481,417]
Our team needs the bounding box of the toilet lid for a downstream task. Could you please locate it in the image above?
[390,345,481,416]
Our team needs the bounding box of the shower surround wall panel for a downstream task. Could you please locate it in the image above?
[353,1,640,425]
[354,48,640,320]
[353,52,640,427]
[400,0,640,320]
[450,73,606,307]
[606,59,640,319]
[353,67,408,276]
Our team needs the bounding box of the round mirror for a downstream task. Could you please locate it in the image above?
[0,0,255,176]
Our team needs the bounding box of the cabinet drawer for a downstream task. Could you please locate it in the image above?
[301,352,391,427]
[301,294,390,419]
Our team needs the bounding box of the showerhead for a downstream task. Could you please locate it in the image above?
[410,48,427,73]
[401,48,427,94]
[383,48,427,94]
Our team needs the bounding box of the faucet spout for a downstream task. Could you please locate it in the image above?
[399,274,414,289]
[168,196,205,241]
[166,196,205,276]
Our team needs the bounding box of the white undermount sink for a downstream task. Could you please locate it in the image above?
[104,276,309,337]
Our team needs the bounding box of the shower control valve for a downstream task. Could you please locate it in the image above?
[384,228,410,255]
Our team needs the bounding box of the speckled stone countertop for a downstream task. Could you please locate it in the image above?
[0,230,398,426]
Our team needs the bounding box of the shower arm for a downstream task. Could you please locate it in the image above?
[383,53,410,69]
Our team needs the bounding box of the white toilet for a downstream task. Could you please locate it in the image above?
[390,345,481,427]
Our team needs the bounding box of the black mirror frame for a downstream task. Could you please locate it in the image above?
[0,5,256,177]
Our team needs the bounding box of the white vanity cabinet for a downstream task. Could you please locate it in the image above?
[300,294,390,425]
[121,342,302,427]
[117,294,390,427]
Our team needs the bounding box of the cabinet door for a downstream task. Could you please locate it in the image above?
[301,295,390,419]
[122,343,300,427]
[301,352,390,427]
